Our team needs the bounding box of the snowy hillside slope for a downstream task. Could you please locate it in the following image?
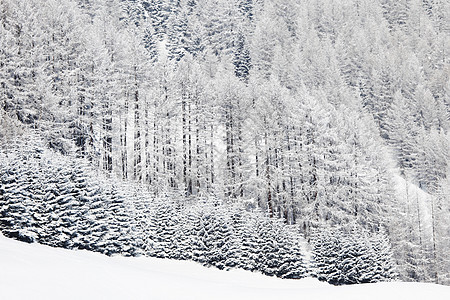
[1,235,449,300]
[392,172,434,240]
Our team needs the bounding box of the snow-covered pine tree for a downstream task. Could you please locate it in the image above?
[312,226,397,285]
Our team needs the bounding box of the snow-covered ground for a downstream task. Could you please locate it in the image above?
[1,234,449,300]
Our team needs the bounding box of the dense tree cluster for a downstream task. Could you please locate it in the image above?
[0,137,142,256]
[1,0,449,284]
[0,138,308,279]
[311,226,397,285]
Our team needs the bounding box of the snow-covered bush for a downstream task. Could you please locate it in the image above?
[0,138,142,256]
[311,226,397,285]
[144,199,308,278]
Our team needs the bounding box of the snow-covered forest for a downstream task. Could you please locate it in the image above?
[0,0,449,286]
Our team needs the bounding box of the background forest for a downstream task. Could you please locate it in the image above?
[0,0,449,285]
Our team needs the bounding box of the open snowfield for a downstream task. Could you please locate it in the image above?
[1,234,449,300]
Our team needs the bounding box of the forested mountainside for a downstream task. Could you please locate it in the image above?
[0,0,449,285]
[0,136,397,284]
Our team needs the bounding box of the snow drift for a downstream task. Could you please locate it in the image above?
[1,234,449,300]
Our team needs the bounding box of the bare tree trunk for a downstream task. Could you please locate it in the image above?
[431,194,438,284]
[182,82,188,196]
[121,90,128,180]
[144,94,150,184]
[133,85,141,181]
[103,100,113,173]
[225,104,233,199]
[265,129,273,218]
[153,99,159,196]
[188,100,193,196]
[210,123,214,188]
[195,100,201,194]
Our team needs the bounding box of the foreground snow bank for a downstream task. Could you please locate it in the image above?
[1,235,448,300]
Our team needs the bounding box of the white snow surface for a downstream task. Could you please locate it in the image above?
[1,234,449,300]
